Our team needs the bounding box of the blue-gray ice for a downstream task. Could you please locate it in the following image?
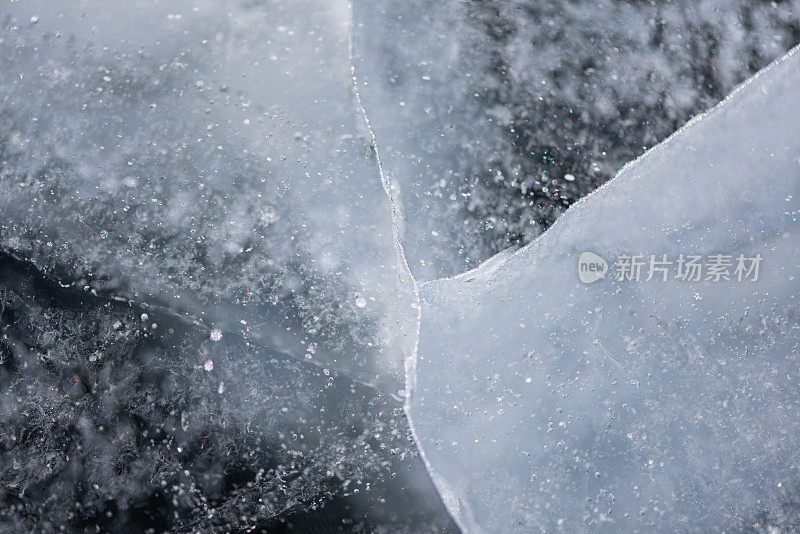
[407,47,800,532]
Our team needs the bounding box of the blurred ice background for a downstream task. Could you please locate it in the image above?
[0,0,798,531]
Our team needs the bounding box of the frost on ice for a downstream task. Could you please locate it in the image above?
[0,0,406,391]
[0,3,448,527]
[407,47,800,531]
[352,0,800,283]
[2,0,800,531]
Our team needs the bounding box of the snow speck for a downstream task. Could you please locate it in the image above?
[203,360,214,372]
[210,328,223,342]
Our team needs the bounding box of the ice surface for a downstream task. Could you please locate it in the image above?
[3,0,800,530]
[3,0,798,393]
[0,0,405,391]
[352,0,800,281]
[407,46,800,531]
[352,0,513,280]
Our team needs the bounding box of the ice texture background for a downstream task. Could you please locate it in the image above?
[354,0,800,279]
[0,251,452,532]
[0,0,799,531]
[408,46,800,532]
[0,0,405,392]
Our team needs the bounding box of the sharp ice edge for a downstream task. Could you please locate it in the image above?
[349,1,800,528]
[406,42,800,532]
[341,0,423,405]
[2,0,799,528]
[424,41,799,292]
[345,2,444,507]
[344,1,423,403]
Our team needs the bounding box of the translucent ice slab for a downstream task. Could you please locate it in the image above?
[352,0,800,285]
[408,46,800,532]
[0,0,404,390]
[352,0,512,281]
